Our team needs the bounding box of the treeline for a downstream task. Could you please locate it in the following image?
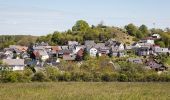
[36,20,125,45]
[0,35,37,50]
[37,20,170,48]
[0,57,170,83]
[0,20,170,49]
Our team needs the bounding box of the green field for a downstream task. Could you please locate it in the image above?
[0,82,170,100]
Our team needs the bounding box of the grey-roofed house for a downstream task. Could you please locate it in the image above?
[68,41,79,46]
[85,40,96,53]
[94,43,105,49]
[85,40,96,46]
[147,60,167,71]
[105,39,118,47]
[136,47,150,56]
[2,59,25,71]
[154,46,169,54]
[110,42,125,57]
[128,58,143,64]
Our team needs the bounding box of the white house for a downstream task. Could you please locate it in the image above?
[153,46,169,54]
[117,43,125,51]
[33,49,49,61]
[152,34,161,39]
[139,37,155,45]
[38,50,49,61]
[89,48,98,57]
[2,59,25,71]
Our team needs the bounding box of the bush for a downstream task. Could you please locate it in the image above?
[118,74,128,82]
[58,72,71,81]
[32,72,47,82]
[101,72,118,82]
[45,67,60,81]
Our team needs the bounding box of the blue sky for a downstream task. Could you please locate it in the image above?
[0,0,170,35]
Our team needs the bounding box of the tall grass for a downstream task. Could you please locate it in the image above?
[0,82,170,100]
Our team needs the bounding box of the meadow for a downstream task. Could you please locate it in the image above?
[0,82,170,100]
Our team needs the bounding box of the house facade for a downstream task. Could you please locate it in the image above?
[2,59,25,71]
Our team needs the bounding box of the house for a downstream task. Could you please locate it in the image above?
[33,49,49,61]
[73,45,85,54]
[2,59,25,71]
[146,60,167,71]
[33,46,52,53]
[112,51,125,57]
[98,46,110,56]
[136,47,151,56]
[76,49,84,61]
[51,46,61,53]
[63,54,76,61]
[125,45,132,50]
[68,41,79,46]
[128,58,143,64]
[4,50,13,59]
[58,49,76,61]
[153,46,169,54]
[89,48,98,57]
[58,49,74,58]
[139,37,155,45]
[21,52,29,59]
[132,43,141,48]
[9,45,28,53]
[85,40,96,47]
[85,40,96,51]
[94,43,105,49]
[152,34,161,39]
[115,43,124,51]
[35,42,49,46]
[0,52,5,59]
[110,42,125,57]
[105,39,118,47]
[61,45,69,50]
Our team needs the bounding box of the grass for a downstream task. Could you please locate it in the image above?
[0,82,170,100]
[166,57,170,66]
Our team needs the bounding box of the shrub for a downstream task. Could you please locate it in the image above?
[32,72,47,82]
[118,74,128,82]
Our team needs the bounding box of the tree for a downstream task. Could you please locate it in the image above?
[139,25,149,37]
[51,32,62,44]
[136,30,144,39]
[125,24,138,36]
[72,20,90,32]
[155,41,165,47]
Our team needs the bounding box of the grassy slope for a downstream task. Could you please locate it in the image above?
[112,29,134,44]
[0,82,170,100]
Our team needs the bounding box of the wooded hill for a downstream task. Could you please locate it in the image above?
[0,35,37,50]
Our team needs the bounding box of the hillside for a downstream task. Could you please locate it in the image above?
[111,27,135,44]
[0,35,38,50]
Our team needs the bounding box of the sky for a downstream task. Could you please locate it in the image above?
[0,0,170,36]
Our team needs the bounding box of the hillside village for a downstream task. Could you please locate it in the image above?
[0,33,170,73]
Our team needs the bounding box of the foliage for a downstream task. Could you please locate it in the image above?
[0,35,37,50]
[32,72,48,82]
